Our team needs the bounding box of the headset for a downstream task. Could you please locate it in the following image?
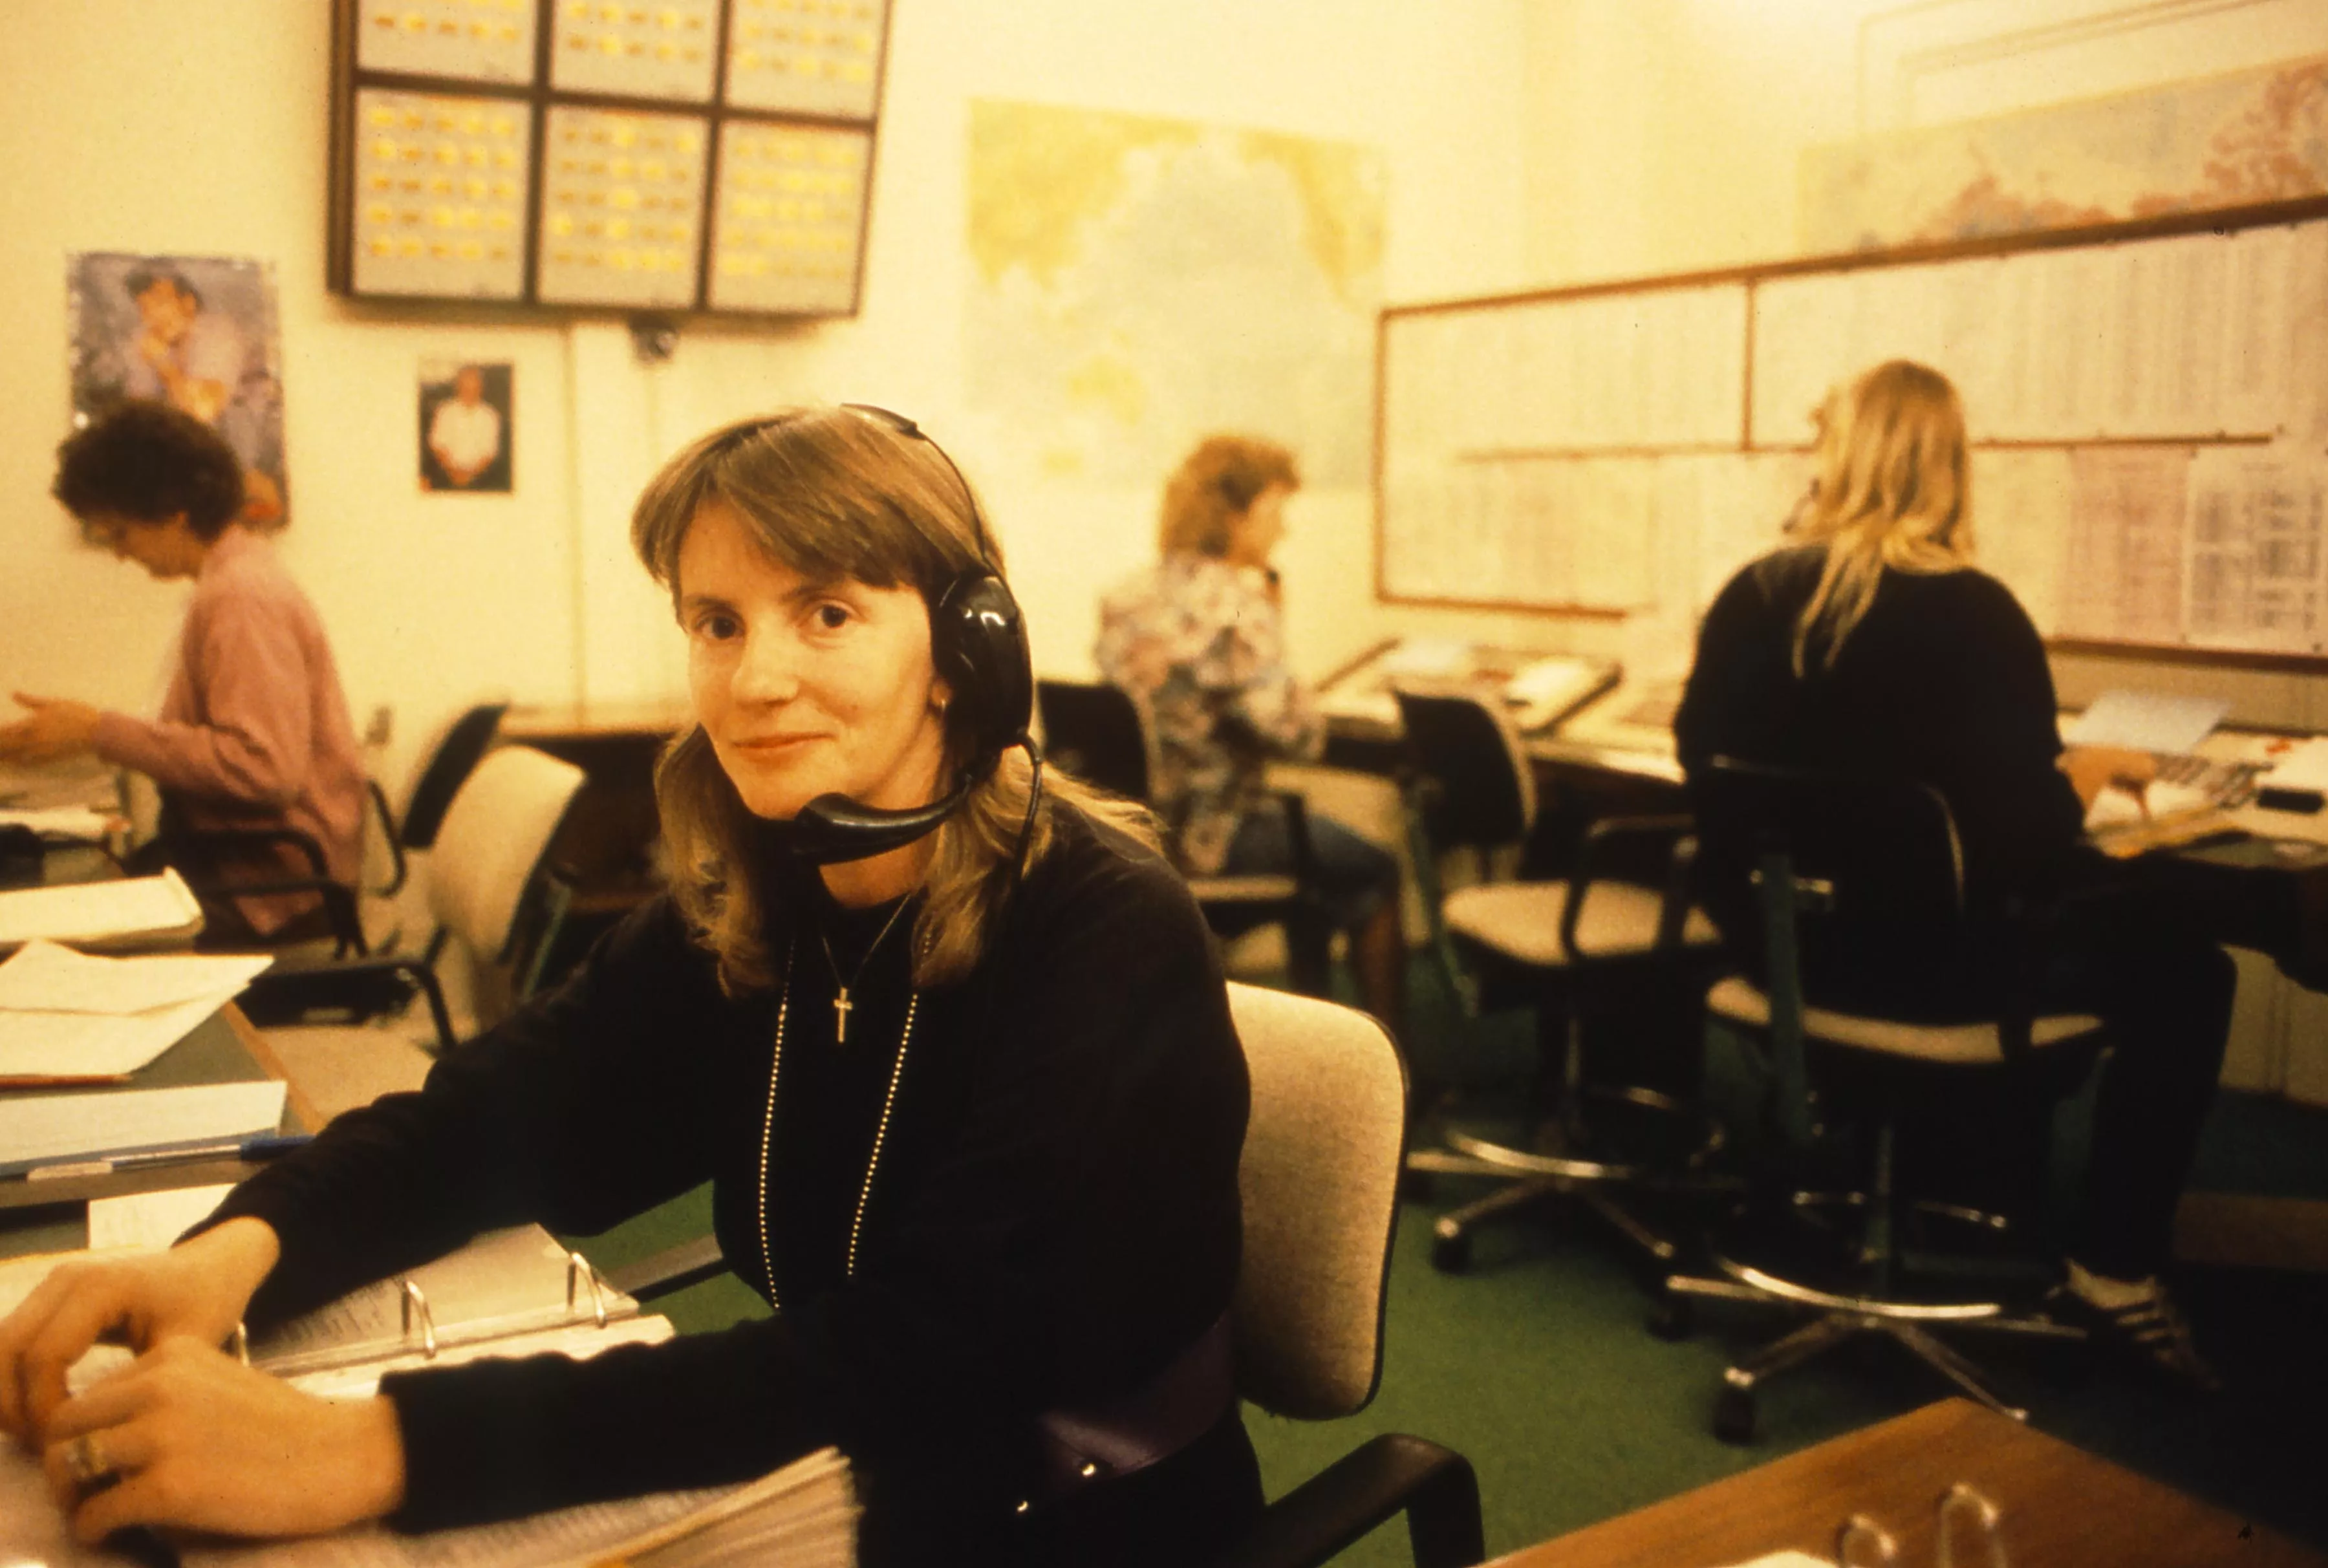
[762,404,1040,866]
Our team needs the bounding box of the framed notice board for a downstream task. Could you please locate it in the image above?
[327,0,889,319]
[1376,195,2328,672]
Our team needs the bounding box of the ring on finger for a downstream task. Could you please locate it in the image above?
[64,1430,117,1490]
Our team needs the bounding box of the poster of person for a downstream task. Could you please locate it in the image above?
[418,359,513,493]
[68,252,289,528]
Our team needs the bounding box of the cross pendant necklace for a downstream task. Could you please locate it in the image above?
[815,894,913,1046]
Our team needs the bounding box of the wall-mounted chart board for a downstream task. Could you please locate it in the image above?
[1375,195,2328,670]
[329,0,889,319]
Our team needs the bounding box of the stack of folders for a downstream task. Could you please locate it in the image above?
[0,1198,859,1568]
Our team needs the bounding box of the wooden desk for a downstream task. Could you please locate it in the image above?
[1495,1399,2323,1567]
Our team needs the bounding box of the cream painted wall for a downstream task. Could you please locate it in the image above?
[0,0,1533,791]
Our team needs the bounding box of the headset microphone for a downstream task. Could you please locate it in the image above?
[771,776,982,866]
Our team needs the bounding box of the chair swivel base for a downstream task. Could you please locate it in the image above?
[1657,1196,2084,1443]
[1417,1084,1727,1276]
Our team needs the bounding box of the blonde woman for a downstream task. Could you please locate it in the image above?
[1675,360,2232,1393]
[0,409,1258,1565]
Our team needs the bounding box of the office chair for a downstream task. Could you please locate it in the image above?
[1662,756,2098,1443]
[1035,678,1335,994]
[237,744,586,1050]
[151,701,510,960]
[613,983,1483,1568]
[1393,689,1724,1276]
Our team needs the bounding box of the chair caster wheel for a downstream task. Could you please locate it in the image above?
[1714,1385,1756,1444]
[1430,1227,1472,1274]
[1647,1294,1694,1341]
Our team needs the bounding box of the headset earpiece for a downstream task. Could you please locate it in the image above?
[931,572,1033,771]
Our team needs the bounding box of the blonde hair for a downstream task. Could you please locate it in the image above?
[1158,434,1299,559]
[632,407,1155,994]
[1786,360,1976,674]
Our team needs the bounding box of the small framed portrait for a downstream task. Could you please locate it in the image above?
[69,252,290,528]
[419,358,514,493]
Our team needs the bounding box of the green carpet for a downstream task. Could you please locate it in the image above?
[563,956,2328,1564]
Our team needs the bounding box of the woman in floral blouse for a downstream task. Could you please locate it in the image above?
[1097,435,1405,1035]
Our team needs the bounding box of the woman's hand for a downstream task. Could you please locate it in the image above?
[41,1338,405,1541]
[2060,744,2157,812]
[0,694,103,764]
[0,1218,281,1443]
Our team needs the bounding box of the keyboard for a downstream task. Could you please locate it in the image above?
[2150,752,2267,810]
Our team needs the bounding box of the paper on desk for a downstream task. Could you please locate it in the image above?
[1376,637,1474,676]
[0,991,237,1080]
[87,1181,236,1250]
[0,868,202,949]
[2062,689,2230,753]
[0,940,270,1014]
[0,806,114,841]
[0,1077,286,1176]
[1505,656,1603,707]
[2263,736,2328,791]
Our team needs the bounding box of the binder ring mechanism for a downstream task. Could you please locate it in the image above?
[1837,1484,2007,1567]
[400,1278,438,1360]
[566,1250,609,1327]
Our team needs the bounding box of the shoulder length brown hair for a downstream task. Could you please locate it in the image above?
[1157,433,1299,559]
[632,406,1155,994]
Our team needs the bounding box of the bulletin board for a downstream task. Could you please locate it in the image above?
[1375,195,2328,670]
[327,0,889,319]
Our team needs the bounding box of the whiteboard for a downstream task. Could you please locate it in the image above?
[1375,200,2328,665]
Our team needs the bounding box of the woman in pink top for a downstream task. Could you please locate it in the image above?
[0,402,366,945]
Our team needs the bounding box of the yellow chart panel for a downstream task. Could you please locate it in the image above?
[536,105,708,308]
[350,88,532,299]
[707,120,868,316]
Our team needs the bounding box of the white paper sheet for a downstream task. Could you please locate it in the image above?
[0,991,235,1080]
[85,1182,238,1251]
[0,869,203,949]
[0,941,270,1015]
[0,1078,286,1176]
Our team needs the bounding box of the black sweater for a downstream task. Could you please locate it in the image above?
[206,802,1251,1561]
[1675,545,2085,916]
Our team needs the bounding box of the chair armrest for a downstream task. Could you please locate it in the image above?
[605,1235,731,1303]
[1213,1432,1484,1568]
[1560,812,1699,961]
[166,824,335,883]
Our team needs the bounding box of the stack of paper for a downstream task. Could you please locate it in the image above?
[0,806,117,843]
[0,940,272,1085]
[0,868,205,952]
[0,1079,287,1177]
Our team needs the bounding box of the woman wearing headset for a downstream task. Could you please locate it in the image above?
[0,409,1259,1565]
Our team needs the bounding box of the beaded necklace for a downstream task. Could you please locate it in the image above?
[754,932,920,1310]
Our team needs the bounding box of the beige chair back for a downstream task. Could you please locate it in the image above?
[427,745,586,963]
[1229,981,1408,1421]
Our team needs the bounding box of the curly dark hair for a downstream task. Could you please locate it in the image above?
[52,401,245,538]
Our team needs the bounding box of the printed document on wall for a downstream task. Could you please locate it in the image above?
[2184,446,2328,653]
[2060,448,2188,645]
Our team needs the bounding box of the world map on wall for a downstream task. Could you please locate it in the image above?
[1802,52,2328,252]
[965,100,1384,488]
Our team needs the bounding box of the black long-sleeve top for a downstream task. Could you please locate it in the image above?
[1676,545,2084,904]
[1674,547,2087,1010]
[205,801,1251,1560]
